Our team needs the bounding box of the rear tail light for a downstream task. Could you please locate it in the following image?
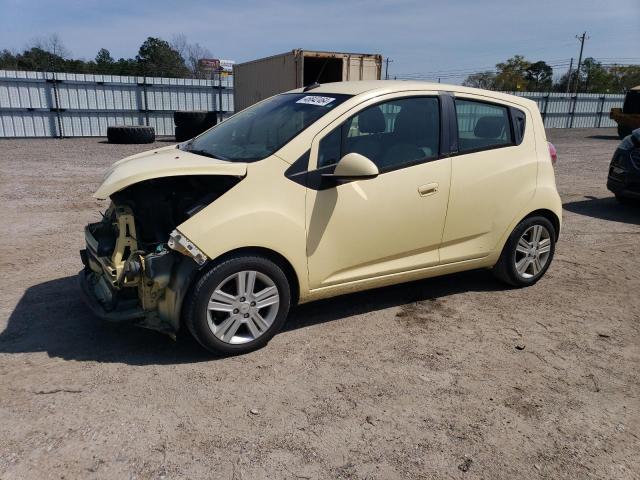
[548,142,558,165]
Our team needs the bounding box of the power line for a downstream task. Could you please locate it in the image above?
[393,55,636,83]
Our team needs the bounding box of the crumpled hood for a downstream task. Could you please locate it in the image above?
[94,145,247,199]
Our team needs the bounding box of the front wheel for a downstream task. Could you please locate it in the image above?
[492,216,556,287]
[184,256,291,355]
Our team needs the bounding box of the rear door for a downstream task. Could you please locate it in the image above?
[440,95,537,263]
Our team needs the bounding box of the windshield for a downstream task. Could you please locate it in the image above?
[186,93,352,161]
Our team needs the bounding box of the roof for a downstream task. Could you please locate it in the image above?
[289,80,535,108]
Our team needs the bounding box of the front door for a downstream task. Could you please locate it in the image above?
[305,94,451,289]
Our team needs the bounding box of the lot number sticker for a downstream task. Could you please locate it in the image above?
[296,95,336,106]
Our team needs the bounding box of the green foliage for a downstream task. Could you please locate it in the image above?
[136,37,189,77]
[463,55,639,93]
[0,36,192,78]
[494,55,531,91]
[525,61,553,91]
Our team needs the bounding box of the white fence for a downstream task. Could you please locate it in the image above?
[0,70,233,137]
[0,69,625,137]
[509,91,624,129]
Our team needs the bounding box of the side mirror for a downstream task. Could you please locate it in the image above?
[321,152,379,180]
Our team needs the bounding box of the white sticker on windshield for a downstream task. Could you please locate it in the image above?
[296,95,336,106]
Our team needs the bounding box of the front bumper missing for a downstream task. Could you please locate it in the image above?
[79,209,200,333]
[78,268,146,322]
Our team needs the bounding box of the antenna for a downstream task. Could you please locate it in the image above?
[303,58,329,92]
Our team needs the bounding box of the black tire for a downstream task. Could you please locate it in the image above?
[184,256,291,355]
[107,125,155,144]
[618,125,632,139]
[173,110,218,129]
[492,216,556,287]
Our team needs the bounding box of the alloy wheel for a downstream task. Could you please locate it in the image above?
[206,270,280,344]
[513,224,552,279]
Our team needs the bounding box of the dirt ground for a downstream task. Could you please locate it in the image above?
[0,129,638,480]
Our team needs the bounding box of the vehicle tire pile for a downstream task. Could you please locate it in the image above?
[174,111,218,142]
[107,125,155,144]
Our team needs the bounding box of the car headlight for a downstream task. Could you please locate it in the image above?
[167,230,208,265]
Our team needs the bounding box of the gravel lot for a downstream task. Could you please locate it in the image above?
[0,129,638,479]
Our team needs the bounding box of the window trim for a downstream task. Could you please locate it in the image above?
[450,96,519,157]
[509,106,526,145]
[314,94,445,175]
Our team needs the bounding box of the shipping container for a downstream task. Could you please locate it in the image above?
[233,49,383,111]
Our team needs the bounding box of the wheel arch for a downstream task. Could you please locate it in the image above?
[522,208,561,240]
[205,246,301,306]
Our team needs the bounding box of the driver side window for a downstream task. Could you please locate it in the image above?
[317,96,440,171]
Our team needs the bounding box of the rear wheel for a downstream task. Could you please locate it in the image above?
[493,216,556,287]
[184,256,291,355]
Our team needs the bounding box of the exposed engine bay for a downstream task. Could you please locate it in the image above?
[80,175,241,333]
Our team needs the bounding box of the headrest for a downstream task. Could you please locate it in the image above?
[394,106,434,138]
[474,116,506,139]
[358,106,386,134]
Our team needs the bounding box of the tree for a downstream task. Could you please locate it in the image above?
[611,64,640,92]
[494,55,530,91]
[32,34,70,59]
[16,47,65,71]
[579,58,615,93]
[0,48,19,70]
[114,58,139,76]
[462,71,496,89]
[94,48,115,74]
[525,61,552,91]
[136,37,188,77]
[171,34,213,78]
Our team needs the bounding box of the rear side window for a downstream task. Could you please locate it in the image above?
[455,99,513,153]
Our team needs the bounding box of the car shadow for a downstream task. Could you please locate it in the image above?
[563,196,640,225]
[0,270,504,365]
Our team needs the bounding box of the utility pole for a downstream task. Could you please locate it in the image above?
[384,58,393,80]
[565,57,573,93]
[573,32,588,94]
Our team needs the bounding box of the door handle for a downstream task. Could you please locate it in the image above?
[418,183,439,196]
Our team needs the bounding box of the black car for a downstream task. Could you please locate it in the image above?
[607,128,640,203]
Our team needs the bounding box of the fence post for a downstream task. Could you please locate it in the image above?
[218,69,223,121]
[596,95,606,128]
[541,94,550,127]
[569,95,578,128]
[138,76,150,126]
[143,77,150,126]
[48,72,64,138]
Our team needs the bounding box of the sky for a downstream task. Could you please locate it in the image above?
[1,0,638,82]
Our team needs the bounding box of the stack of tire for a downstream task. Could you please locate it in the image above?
[107,125,155,144]
[174,111,218,142]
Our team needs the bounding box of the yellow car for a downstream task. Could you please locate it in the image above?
[80,81,562,355]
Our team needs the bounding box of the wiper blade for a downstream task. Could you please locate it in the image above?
[187,149,228,161]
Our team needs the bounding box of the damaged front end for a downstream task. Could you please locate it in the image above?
[79,173,241,334]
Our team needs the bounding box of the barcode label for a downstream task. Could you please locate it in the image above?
[296,96,336,106]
